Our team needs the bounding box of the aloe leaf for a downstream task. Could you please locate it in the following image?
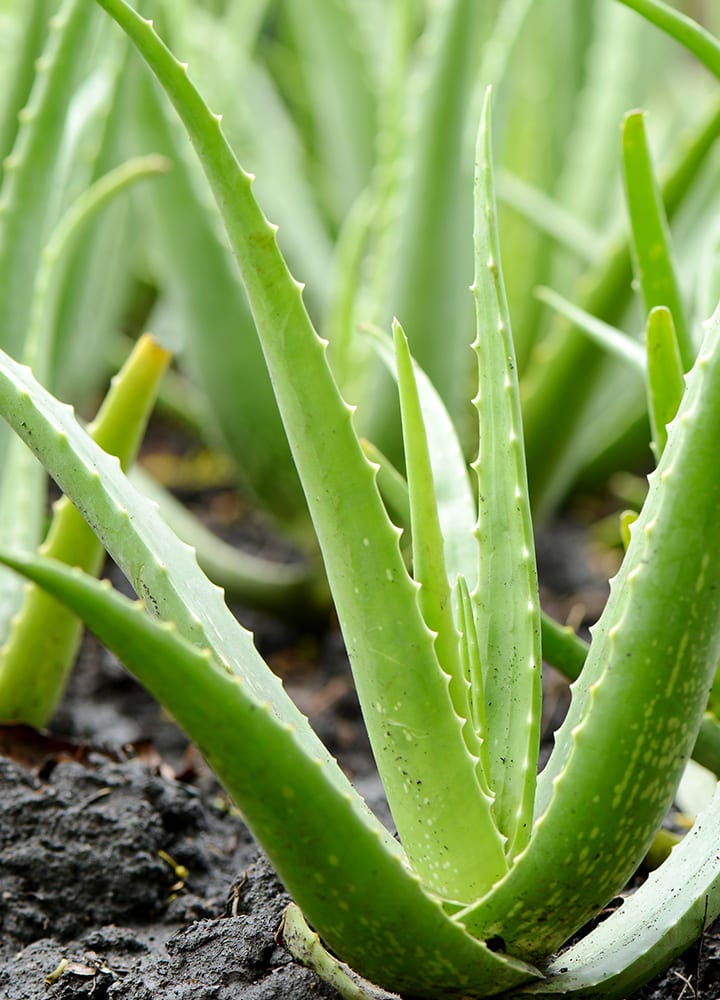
[455,574,490,783]
[471,90,541,860]
[515,786,720,998]
[612,0,720,79]
[536,287,645,372]
[460,304,720,959]
[0,334,170,726]
[393,320,460,679]
[0,545,538,1000]
[91,0,507,904]
[646,305,684,460]
[367,323,492,768]
[532,606,720,780]
[537,610,720,779]
[622,109,692,368]
[392,320,489,774]
[538,615,588,684]
[0,349,323,730]
[364,323,477,589]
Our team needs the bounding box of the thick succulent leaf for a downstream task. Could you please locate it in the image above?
[471,91,541,860]
[91,0,506,904]
[0,334,169,726]
[392,321,461,682]
[0,548,541,1000]
[455,574,490,785]
[646,305,684,460]
[392,322,492,785]
[612,0,720,78]
[358,392,595,750]
[459,304,720,960]
[513,786,720,998]
[364,325,477,590]
[622,109,692,368]
[367,325,583,798]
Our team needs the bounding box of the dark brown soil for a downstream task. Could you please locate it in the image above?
[1,509,719,999]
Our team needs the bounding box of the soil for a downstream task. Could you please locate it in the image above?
[1,497,719,999]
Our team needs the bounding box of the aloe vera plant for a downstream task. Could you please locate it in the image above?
[0,2,718,997]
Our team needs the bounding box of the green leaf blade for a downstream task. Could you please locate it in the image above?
[622,109,692,369]
[393,319,460,676]
[364,323,478,590]
[646,305,685,461]
[471,90,542,860]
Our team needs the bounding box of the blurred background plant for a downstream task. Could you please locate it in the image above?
[2,0,719,626]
